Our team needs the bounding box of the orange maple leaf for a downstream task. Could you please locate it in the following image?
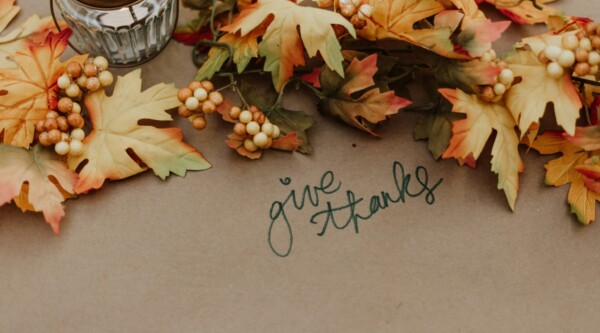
[0,144,78,233]
[440,88,524,210]
[0,29,86,148]
[530,131,600,224]
[318,54,412,136]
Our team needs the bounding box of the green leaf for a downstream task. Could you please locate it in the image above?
[414,109,465,160]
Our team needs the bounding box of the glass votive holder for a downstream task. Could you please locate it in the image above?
[51,0,178,66]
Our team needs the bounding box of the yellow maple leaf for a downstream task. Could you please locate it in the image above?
[0,30,86,148]
[530,131,600,224]
[0,10,67,69]
[222,0,356,91]
[484,0,561,25]
[0,0,19,33]
[0,144,78,233]
[68,69,211,194]
[440,88,524,210]
[505,48,581,137]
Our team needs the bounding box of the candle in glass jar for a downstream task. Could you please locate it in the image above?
[53,0,178,65]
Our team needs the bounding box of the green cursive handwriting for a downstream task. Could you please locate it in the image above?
[267,161,443,257]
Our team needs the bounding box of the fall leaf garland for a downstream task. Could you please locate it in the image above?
[3,0,600,230]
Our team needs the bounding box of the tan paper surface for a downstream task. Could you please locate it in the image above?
[2,1,600,332]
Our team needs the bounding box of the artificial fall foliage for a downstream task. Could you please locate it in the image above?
[68,69,210,194]
[3,0,600,230]
[0,4,208,230]
[0,29,86,148]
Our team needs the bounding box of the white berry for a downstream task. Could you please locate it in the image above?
[272,125,281,139]
[557,50,575,68]
[57,74,71,89]
[591,65,599,75]
[193,88,208,101]
[246,121,260,136]
[244,138,258,152]
[185,97,200,111]
[71,102,81,114]
[351,0,361,6]
[261,122,274,137]
[498,69,514,86]
[93,56,109,71]
[77,74,87,88]
[69,140,84,156]
[54,141,70,156]
[493,83,506,96]
[253,132,269,148]
[481,52,493,62]
[239,110,253,124]
[546,62,564,79]
[98,70,114,87]
[588,51,600,66]
[70,128,85,141]
[580,38,593,52]
[562,34,579,50]
[65,83,80,98]
[544,45,562,61]
[357,4,372,20]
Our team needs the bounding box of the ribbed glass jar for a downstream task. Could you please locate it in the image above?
[52,0,178,65]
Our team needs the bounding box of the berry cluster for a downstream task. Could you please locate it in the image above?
[480,63,515,103]
[57,56,114,96]
[339,0,372,29]
[36,56,114,156]
[177,80,224,130]
[539,22,600,79]
[229,105,281,152]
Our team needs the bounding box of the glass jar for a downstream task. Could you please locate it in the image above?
[51,0,178,66]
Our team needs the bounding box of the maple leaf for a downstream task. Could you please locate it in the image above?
[318,54,411,136]
[357,0,463,59]
[436,1,510,58]
[530,131,600,224]
[195,26,265,80]
[480,0,561,25]
[0,13,67,69]
[440,88,524,210]
[0,0,19,34]
[222,0,356,91]
[0,144,78,233]
[68,69,211,194]
[0,29,86,148]
[504,49,581,137]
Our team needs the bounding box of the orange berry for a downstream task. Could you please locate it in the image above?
[202,100,217,114]
[86,77,101,91]
[57,116,69,132]
[188,81,202,91]
[48,129,62,144]
[200,80,214,92]
[67,113,85,129]
[58,97,73,113]
[83,63,98,77]
[66,62,82,78]
[233,122,247,136]
[229,106,242,120]
[191,115,207,130]
[44,118,58,131]
[38,132,51,146]
[177,88,193,103]
[35,120,45,133]
[178,105,193,118]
